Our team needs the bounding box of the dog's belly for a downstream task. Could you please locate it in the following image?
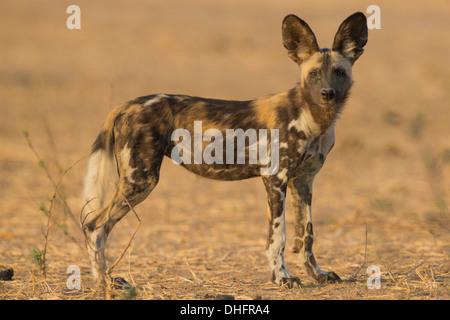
[176,162,261,181]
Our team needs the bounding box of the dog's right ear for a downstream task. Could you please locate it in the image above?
[282,15,319,65]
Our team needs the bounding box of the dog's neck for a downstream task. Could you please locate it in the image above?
[288,85,348,136]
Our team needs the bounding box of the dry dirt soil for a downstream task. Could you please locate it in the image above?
[0,0,449,300]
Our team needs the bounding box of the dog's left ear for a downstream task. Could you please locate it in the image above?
[332,12,368,64]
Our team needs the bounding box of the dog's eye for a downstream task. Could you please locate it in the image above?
[308,70,317,78]
[334,68,347,77]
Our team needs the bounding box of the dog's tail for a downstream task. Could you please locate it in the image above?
[82,104,127,219]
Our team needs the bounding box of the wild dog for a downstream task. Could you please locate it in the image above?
[82,12,367,288]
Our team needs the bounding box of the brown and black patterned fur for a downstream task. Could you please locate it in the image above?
[82,12,367,289]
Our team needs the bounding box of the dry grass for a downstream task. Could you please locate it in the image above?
[0,0,449,300]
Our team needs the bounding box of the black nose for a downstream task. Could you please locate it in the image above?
[321,88,336,101]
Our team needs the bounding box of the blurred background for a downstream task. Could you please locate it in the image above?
[0,0,448,299]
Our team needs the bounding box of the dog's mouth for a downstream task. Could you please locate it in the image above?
[319,99,337,107]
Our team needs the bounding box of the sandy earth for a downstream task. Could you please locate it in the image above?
[0,0,449,300]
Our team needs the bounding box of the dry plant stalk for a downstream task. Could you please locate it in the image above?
[348,226,368,281]
[105,191,141,276]
[22,129,86,289]
[41,192,56,280]
[185,258,199,281]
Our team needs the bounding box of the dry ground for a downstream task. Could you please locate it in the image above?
[0,0,449,300]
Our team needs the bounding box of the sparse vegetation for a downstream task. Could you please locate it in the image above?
[30,248,46,272]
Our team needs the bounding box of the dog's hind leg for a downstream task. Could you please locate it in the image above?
[82,140,163,290]
[82,171,159,289]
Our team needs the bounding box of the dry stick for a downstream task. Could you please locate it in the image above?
[41,192,57,280]
[23,131,56,187]
[185,258,199,281]
[79,197,100,229]
[23,131,90,292]
[23,131,87,236]
[430,266,437,285]
[406,253,426,276]
[52,157,86,232]
[105,191,141,276]
[41,156,87,278]
[385,264,397,285]
[31,267,37,296]
[347,226,368,281]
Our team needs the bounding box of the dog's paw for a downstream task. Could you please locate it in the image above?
[316,271,342,284]
[279,276,302,289]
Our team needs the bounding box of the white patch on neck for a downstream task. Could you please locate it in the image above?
[288,108,321,138]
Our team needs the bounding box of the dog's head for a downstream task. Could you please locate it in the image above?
[282,12,367,107]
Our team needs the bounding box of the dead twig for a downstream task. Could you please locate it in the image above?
[406,253,425,276]
[105,191,141,276]
[23,130,87,277]
[79,197,98,227]
[185,258,199,281]
[41,156,85,278]
[385,265,397,284]
[41,192,56,279]
[348,226,368,280]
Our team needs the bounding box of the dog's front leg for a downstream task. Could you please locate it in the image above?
[262,176,301,288]
[288,175,342,284]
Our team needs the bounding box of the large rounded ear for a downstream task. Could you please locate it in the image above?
[332,12,368,64]
[282,14,319,64]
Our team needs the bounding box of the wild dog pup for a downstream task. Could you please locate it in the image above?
[82,12,367,288]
